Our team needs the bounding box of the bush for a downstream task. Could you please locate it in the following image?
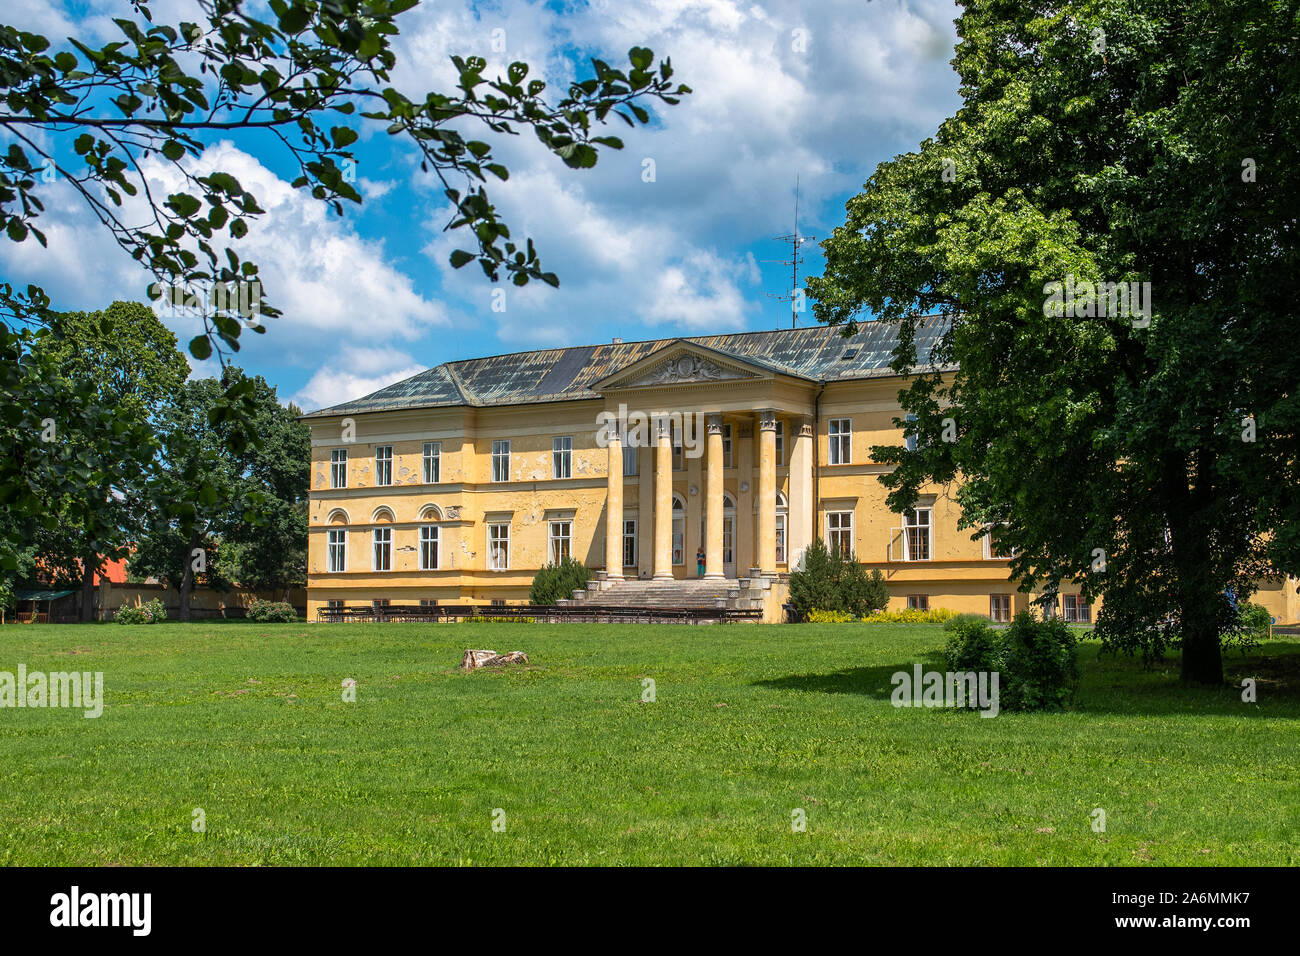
[788,539,890,618]
[463,616,536,623]
[943,615,1003,673]
[999,612,1079,711]
[1234,601,1272,642]
[248,599,298,623]
[529,556,592,605]
[807,609,854,623]
[116,597,166,624]
[861,607,958,624]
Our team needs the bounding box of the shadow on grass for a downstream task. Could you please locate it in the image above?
[752,651,947,701]
[753,642,1300,716]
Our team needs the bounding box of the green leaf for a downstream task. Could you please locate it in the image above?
[188,336,212,360]
[449,249,475,269]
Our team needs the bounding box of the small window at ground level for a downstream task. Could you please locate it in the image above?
[907,594,929,611]
[990,594,1010,622]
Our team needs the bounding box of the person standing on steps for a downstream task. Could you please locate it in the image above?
[696,546,705,578]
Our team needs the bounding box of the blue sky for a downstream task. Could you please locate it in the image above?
[0,0,961,411]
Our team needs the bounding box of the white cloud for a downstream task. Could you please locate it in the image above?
[292,348,425,411]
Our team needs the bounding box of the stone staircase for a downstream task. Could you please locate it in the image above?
[558,572,781,621]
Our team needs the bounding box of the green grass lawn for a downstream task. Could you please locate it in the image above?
[0,620,1296,866]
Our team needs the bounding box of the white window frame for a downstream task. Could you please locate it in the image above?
[990,594,1011,623]
[622,444,638,476]
[775,513,787,564]
[552,436,573,479]
[722,423,733,468]
[1063,594,1091,623]
[372,527,392,571]
[548,520,572,564]
[671,424,684,472]
[419,525,439,570]
[327,529,346,572]
[374,445,393,486]
[622,518,637,568]
[827,510,854,556]
[903,507,933,561]
[829,418,851,465]
[330,449,348,489]
[907,594,929,611]
[488,522,510,570]
[423,441,441,484]
[774,421,785,466]
[904,413,918,453]
[491,440,510,483]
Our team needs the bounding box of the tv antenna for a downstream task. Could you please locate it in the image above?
[763,174,815,329]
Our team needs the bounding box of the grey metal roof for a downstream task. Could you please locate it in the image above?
[303,316,950,418]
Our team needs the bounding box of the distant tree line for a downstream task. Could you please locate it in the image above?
[0,300,309,620]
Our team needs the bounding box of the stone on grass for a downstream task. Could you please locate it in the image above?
[461,649,529,669]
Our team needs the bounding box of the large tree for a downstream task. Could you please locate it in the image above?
[808,0,1300,685]
[33,302,189,619]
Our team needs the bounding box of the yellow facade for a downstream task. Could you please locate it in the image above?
[304,336,1300,624]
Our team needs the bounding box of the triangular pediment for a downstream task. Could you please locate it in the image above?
[594,341,768,391]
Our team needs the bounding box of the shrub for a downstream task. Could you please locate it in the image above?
[861,607,957,624]
[943,615,1003,673]
[116,597,166,624]
[529,556,592,605]
[463,615,536,623]
[788,539,890,618]
[248,599,298,623]
[999,612,1079,711]
[1234,601,1272,643]
[807,609,854,623]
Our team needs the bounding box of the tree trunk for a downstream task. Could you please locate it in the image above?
[178,531,200,623]
[79,557,97,623]
[1164,453,1225,686]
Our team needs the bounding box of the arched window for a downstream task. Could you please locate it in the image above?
[419,504,443,522]
[371,506,395,524]
[325,507,350,526]
[699,494,737,570]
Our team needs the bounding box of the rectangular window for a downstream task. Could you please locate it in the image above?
[372,598,390,608]
[419,599,438,608]
[622,444,638,476]
[672,424,684,472]
[903,508,932,561]
[552,436,573,479]
[904,413,918,453]
[722,423,733,468]
[490,599,505,607]
[491,440,510,482]
[990,594,1011,623]
[372,527,392,571]
[829,419,851,465]
[827,511,854,557]
[775,513,787,564]
[548,520,572,564]
[907,594,930,611]
[774,421,785,466]
[419,525,439,570]
[984,525,1014,560]
[327,529,346,572]
[330,449,348,489]
[488,522,510,570]
[623,519,637,568]
[326,599,344,610]
[1063,595,1092,623]
[672,511,684,565]
[423,441,441,483]
[374,445,393,486]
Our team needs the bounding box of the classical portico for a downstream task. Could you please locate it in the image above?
[593,341,817,583]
